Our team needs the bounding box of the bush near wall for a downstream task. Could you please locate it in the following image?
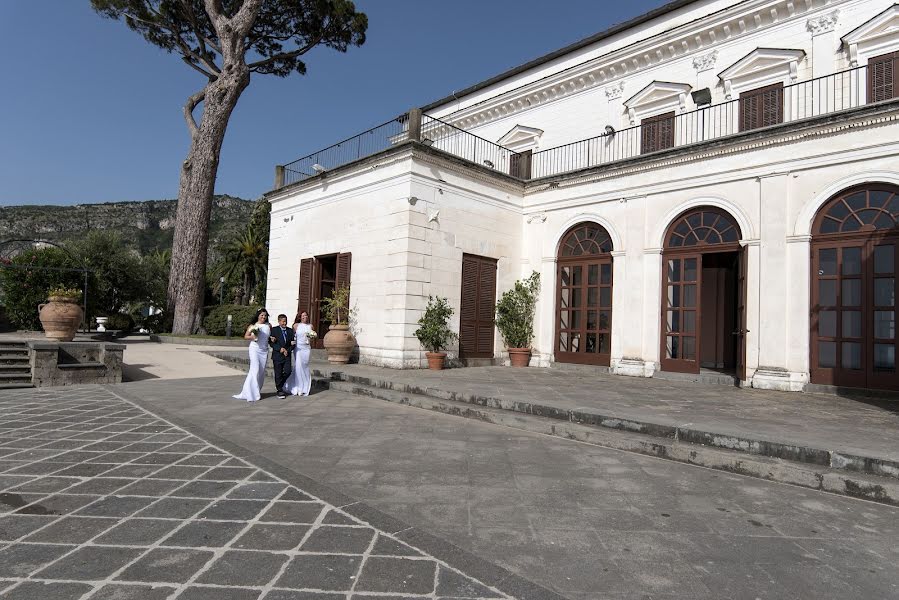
[105,313,135,332]
[203,304,258,336]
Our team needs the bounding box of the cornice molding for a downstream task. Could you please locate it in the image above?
[433,0,843,131]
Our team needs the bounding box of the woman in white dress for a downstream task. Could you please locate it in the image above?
[233,308,271,403]
[287,311,313,396]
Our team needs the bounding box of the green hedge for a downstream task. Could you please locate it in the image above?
[105,313,135,332]
[203,304,258,336]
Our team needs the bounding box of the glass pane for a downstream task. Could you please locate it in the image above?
[842,311,862,338]
[572,266,582,286]
[874,344,895,371]
[875,311,895,339]
[682,336,696,360]
[844,192,866,211]
[827,201,849,220]
[857,209,879,225]
[570,311,581,329]
[587,288,598,307]
[819,341,836,368]
[875,278,895,306]
[599,333,609,354]
[571,289,582,308]
[586,333,597,353]
[683,284,697,308]
[667,285,680,308]
[842,279,861,306]
[842,247,861,275]
[599,311,611,330]
[818,310,836,337]
[683,311,696,334]
[559,311,570,330]
[560,288,571,309]
[588,264,598,285]
[666,336,679,359]
[819,280,837,306]
[821,219,840,234]
[875,245,895,274]
[819,248,837,276]
[841,342,862,370]
[559,332,570,352]
[600,287,611,307]
[668,259,681,282]
[587,311,597,330]
[667,310,680,333]
[561,267,571,286]
[571,332,580,352]
[600,263,611,284]
[684,258,698,282]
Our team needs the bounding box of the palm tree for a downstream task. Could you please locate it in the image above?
[215,228,268,305]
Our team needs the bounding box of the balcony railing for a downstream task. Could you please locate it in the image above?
[530,65,871,179]
[275,65,887,189]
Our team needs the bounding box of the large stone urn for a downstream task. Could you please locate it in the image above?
[322,324,355,364]
[38,296,83,342]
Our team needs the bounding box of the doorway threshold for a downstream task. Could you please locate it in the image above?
[654,368,740,387]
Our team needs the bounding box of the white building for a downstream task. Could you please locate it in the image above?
[266,0,899,394]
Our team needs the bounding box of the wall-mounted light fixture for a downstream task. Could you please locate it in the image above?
[422,138,434,146]
[408,196,419,205]
[604,125,616,136]
[483,159,495,168]
[311,163,326,174]
[691,88,712,106]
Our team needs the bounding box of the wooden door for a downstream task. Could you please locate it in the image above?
[660,254,701,373]
[555,260,613,366]
[459,254,497,358]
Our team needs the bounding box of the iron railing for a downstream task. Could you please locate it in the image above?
[420,115,523,177]
[282,114,409,185]
[530,65,872,178]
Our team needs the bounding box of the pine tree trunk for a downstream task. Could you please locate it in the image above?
[167,67,250,333]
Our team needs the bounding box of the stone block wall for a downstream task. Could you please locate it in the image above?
[29,342,124,387]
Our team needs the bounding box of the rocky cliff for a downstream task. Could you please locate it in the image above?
[0,195,256,254]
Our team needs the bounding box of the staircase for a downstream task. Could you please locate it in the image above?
[0,342,33,389]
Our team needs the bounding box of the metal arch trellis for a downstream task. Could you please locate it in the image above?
[0,239,93,332]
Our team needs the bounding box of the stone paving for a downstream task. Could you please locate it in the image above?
[0,385,526,600]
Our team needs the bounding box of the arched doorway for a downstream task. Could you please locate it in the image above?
[661,207,746,376]
[555,222,614,366]
[810,184,899,391]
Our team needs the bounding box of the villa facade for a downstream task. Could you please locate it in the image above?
[265,0,899,393]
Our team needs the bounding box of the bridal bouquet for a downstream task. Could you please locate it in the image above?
[305,330,318,341]
[249,324,261,338]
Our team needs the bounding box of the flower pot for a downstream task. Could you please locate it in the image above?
[426,351,447,370]
[95,316,108,332]
[507,347,531,367]
[38,297,82,342]
[322,324,355,364]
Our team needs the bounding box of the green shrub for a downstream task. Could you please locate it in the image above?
[203,304,258,336]
[105,313,135,332]
[0,248,81,330]
[414,296,458,353]
[495,271,540,349]
[143,312,172,334]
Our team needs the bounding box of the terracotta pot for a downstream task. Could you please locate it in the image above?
[507,347,531,367]
[38,297,82,342]
[426,352,447,370]
[322,324,356,364]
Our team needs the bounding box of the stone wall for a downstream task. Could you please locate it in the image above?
[29,342,124,387]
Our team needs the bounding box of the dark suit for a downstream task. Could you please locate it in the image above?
[269,325,295,395]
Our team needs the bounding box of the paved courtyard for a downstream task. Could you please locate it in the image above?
[0,385,538,600]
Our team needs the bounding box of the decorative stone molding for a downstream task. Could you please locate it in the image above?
[719,47,805,99]
[842,4,899,67]
[624,81,692,124]
[526,213,547,224]
[751,367,808,392]
[497,124,544,153]
[611,357,655,378]
[604,81,625,100]
[806,9,839,37]
[692,50,719,72]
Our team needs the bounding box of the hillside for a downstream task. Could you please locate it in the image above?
[0,195,257,255]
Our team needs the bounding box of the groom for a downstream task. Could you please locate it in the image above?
[269,314,295,399]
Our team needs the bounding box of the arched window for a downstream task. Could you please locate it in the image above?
[555,222,614,366]
[666,208,740,248]
[810,184,899,391]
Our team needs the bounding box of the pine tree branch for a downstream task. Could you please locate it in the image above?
[247,34,324,72]
[183,88,206,139]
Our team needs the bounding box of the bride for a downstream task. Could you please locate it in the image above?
[287,311,314,396]
[233,308,271,403]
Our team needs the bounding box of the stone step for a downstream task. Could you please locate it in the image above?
[0,354,30,362]
[328,378,899,507]
[0,365,31,374]
[0,373,32,384]
[0,382,35,390]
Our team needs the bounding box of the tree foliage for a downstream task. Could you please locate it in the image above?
[212,199,269,305]
[414,296,458,354]
[495,271,541,349]
[0,249,82,331]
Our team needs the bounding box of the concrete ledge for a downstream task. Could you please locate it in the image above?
[28,341,122,387]
[151,335,247,347]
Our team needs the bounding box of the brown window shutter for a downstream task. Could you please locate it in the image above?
[640,112,675,154]
[336,253,352,294]
[869,52,896,103]
[740,83,783,131]
[476,260,497,354]
[298,258,314,316]
[460,256,479,356]
[510,150,532,179]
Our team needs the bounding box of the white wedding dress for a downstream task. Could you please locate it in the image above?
[287,323,312,396]
[233,323,270,402]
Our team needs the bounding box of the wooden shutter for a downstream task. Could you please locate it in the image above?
[459,254,497,358]
[297,258,314,316]
[336,252,352,295]
[640,112,675,154]
[740,83,783,131]
[869,52,897,103]
[510,150,532,179]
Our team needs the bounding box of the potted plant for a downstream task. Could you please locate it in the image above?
[495,271,540,367]
[321,284,355,364]
[414,296,458,370]
[38,286,83,342]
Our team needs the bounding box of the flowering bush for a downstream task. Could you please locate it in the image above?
[48,287,82,300]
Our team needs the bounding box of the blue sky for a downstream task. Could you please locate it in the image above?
[0,1,668,206]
